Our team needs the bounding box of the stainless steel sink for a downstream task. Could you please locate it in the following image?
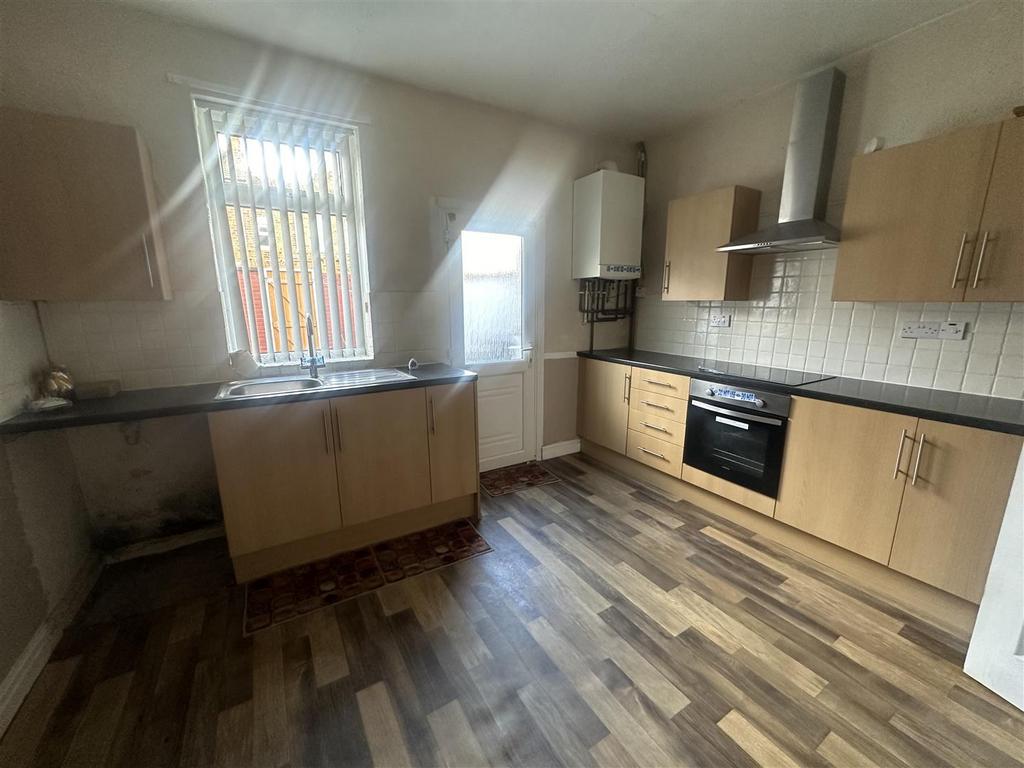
[321,368,415,389]
[214,368,415,400]
[215,375,323,400]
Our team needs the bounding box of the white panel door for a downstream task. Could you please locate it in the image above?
[442,205,538,471]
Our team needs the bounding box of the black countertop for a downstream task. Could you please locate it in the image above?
[580,348,1024,436]
[0,364,477,435]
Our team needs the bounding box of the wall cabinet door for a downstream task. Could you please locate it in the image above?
[833,121,1000,302]
[0,106,171,301]
[964,118,1024,302]
[578,359,630,454]
[209,401,341,556]
[427,382,479,503]
[662,186,761,301]
[889,421,1022,602]
[775,397,917,564]
[331,389,432,526]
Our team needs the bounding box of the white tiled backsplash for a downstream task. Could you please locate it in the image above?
[636,251,1024,399]
[37,289,451,390]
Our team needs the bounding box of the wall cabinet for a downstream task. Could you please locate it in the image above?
[775,397,917,564]
[662,186,761,301]
[0,106,171,301]
[331,389,432,527]
[776,396,1022,601]
[427,383,480,503]
[578,358,631,453]
[209,400,342,557]
[834,118,1022,302]
[888,420,1022,602]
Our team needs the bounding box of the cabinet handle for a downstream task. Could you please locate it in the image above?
[639,446,667,461]
[892,428,910,479]
[623,374,631,404]
[333,409,342,451]
[428,397,436,434]
[142,233,155,288]
[322,410,330,454]
[663,263,671,293]
[644,378,675,388]
[911,433,926,486]
[950,231,968,288]
[641,399,672,411]
[641,421,670,434]
[971,231,990,288]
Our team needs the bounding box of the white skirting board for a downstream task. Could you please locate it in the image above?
[541,439,581,460]
[0,554,102,737]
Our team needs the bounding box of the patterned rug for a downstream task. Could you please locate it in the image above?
[243,519,492,635]
[480,461,561,496]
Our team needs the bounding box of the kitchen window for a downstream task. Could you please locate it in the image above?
[193,98,372,365]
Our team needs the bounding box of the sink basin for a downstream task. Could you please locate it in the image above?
[321,368,416,388]
[214,369,415,400]
[215,376,323,400]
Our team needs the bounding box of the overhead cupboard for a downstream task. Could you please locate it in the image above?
[834,116,1023,302]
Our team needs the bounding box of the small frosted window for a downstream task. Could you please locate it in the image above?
[461,230,524,364]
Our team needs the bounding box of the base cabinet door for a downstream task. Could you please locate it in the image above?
[332,389,432,526]
[775,397,917,564]
[578,359,630,454]
[428,382,479,503]
[209,401,341,556]
[889,421,1023,602]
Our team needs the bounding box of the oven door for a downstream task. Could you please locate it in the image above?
[683,398,787,498]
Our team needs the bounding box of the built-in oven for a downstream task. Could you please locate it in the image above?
[683,379,790,498]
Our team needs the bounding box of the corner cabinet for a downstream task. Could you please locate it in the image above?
[0,106,171,301]
[662,186,761,301]
[776,396,1022,602]
[834,117,1023,302]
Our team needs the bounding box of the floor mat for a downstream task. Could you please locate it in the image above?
[480,460,561,496]
[243,518,492,635]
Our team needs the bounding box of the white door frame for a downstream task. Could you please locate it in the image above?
[434,197,545,470]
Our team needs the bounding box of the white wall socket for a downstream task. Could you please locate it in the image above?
[899,321,967,340]
[710,313,732,328]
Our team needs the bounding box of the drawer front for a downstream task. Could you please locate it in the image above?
[630,390,687,423]
[626,429,683,478]
[631,367,690,397]
[628,409,685,446]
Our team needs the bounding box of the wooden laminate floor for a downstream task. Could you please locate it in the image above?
[2,455,1023,768]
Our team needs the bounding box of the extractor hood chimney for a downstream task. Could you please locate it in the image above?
[719,67,845,254]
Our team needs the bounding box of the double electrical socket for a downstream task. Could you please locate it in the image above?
[899,321,967,340]
[710,313,732,328]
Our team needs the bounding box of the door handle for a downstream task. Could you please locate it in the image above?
[950,231,969,288]
[911,433,926,486]
[332,409,342,451]
[663,262,671,293]
[971,231,990,288]
[892,428,910,479]
[428,396,436,434]
[142,232,155,288]
[623,373,631,404]
[322,410,330,454]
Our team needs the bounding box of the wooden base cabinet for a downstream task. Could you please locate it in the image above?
[775,397,917,564]
[209,401,342,557]
[888,421,1023,602]
[427,382,480,503]
[578,359,630,453]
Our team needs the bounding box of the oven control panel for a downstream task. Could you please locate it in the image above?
[703,386,765,408]
[689,379,791,419]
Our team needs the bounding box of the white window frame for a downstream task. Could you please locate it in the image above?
[192,95,373,366]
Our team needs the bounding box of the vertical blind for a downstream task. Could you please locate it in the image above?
[194,99,372,364]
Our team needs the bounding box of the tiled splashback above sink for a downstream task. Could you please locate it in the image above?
[636,250,1023,399]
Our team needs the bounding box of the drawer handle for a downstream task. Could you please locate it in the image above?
[644,378,675,388]
[641,422,670,434]
[639,446,667,461]
[640,400,673,411]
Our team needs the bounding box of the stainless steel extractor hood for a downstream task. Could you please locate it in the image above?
[719,67,845,254]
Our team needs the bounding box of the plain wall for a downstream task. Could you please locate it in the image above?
[636,0,1024,396]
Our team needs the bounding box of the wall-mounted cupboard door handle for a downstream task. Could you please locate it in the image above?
[641,421,670,434]
[322,411,330,454]
[663,263,671,293]
[971,231,990,288]
[639,446,667,460]
[644,379,675,388]
[892,428,910,479]
[911,433,926,486]
[641,400,672,411]
[142,233,155,288]
[950,231,968,288]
